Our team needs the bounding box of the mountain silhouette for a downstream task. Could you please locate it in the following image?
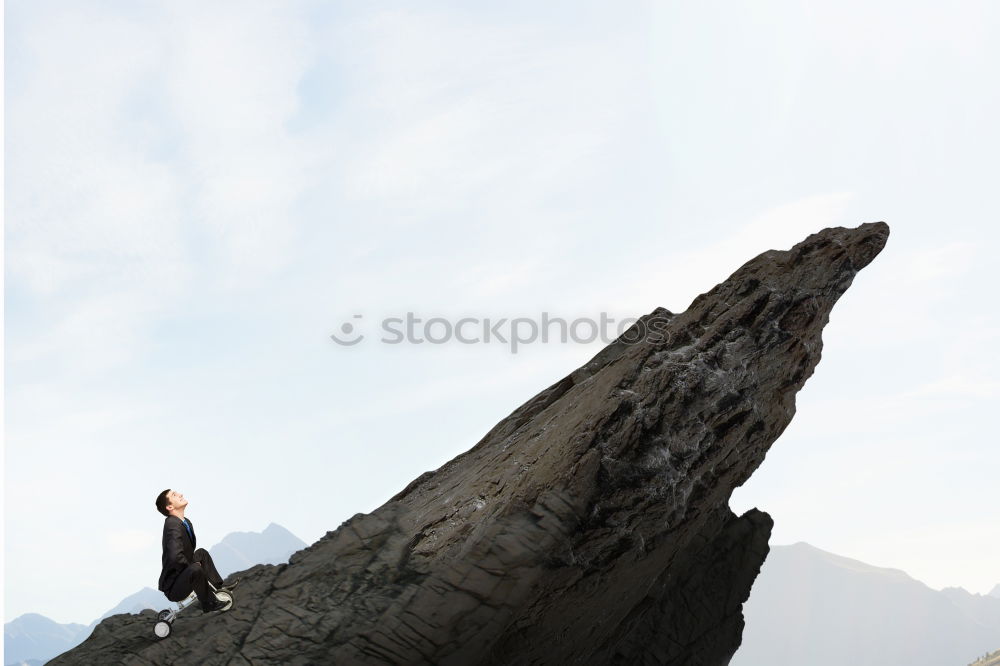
[732,542,1000,666]
[4,523,305,666]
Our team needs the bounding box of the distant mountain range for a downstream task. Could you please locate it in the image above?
[4,523,305,666]
[208,522,304,579]
[731,542,1000,666]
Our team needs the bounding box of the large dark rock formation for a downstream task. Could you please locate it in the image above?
[52,222,889,665]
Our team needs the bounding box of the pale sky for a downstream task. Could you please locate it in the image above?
[4,0,999,624]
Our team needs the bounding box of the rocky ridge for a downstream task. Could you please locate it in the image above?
[52,221,889,665]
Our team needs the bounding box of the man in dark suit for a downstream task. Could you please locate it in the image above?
[155,489,237,613]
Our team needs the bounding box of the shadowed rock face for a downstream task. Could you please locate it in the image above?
[52,222,889,666]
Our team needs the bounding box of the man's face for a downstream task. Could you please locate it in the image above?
[166,490,188,512]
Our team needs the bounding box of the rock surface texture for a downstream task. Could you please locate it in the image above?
[52,222,889,665]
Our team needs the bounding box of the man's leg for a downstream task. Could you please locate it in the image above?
[193,548,224,588]
[168,563,217,608]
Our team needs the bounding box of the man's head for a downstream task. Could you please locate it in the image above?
[155,489,188,517]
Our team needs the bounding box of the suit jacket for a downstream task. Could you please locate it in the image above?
[158,515,197,593]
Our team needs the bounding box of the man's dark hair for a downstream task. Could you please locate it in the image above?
[155,489,171,517]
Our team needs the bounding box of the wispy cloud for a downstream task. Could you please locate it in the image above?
[340,8,645,214]
[587,192,856,315]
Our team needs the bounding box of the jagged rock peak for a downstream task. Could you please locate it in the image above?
[52,221,888,666]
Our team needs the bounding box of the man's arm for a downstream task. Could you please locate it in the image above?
[163,518,189,568]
